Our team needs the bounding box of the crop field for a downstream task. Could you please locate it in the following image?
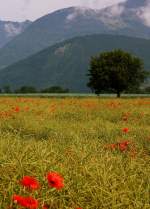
[0,97,149,209]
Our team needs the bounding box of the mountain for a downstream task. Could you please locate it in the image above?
[0,34,149,92]
[0,0,150,69]
[124,0,146,8]
[0,20,31,48]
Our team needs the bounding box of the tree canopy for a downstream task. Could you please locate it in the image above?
[87,49,147,97]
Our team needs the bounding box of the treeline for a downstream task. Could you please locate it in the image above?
[93,87,150,94]
[124,86,150,94]
[0,86,69,93]
[0,85,150,94]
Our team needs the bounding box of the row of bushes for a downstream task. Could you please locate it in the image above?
[0,86,70,93]
[0,85,150,94]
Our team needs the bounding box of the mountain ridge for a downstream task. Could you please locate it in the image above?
[0,34,149,92]
[0,0,150,69]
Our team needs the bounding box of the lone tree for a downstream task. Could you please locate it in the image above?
[87,49,147,97]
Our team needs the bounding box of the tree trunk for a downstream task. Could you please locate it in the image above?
[117,91,121,98]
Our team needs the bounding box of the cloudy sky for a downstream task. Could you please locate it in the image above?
[0,0,126,22]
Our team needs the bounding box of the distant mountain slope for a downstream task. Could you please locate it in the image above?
[0,20,31,48]
[0,0,150,69]
[0,34,149,92]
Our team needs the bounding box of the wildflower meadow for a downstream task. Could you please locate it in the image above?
[0,97,149,209]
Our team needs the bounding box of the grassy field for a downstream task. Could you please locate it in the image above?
[0,97,149,209]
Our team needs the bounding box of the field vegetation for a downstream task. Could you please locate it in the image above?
[0,97,149,209]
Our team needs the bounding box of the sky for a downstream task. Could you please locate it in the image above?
[0,0,126,22]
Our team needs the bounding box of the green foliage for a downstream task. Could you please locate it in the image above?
[15,86,37,93]
[41,86,69,93]
[88,49,147,97]
[2,86,69,94]
[144,86,150,93]
[3,85,12,93]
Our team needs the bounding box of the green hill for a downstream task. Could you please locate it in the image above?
[0,34,150,92]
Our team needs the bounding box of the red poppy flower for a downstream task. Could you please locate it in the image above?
[119,143,128,152]
[122,127,129,133]
[47,172,64,190]
[122,140,130,145]
[42,204,50,209]
[20,176,40,190]
[13,195,38,209]
[118,140,130,152]
[14,106,20,112]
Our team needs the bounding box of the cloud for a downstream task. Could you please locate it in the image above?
[66,7,93,22]
[136,0,150,26]
[81,0,125,9]
[0,0,126,21]
[99,4,126,29]
[66,1,125,23]
[4,23,22,36]
[66,9,78,21]
[23,0,31,7]
[24,0,30,3]
[22,0,31,10]
[108,4,125,16]
[65,1,126,30]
